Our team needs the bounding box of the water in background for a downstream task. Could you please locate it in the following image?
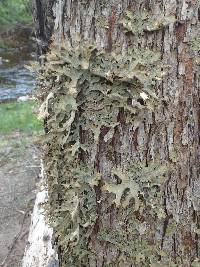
[0,44,35,102]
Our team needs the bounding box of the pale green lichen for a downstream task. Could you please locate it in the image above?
[103,162,166,209]
[120,10,176,35]
[190,37,200,65]
[36,21,171,265]
[169,149,178,163]
[190,37,200,52]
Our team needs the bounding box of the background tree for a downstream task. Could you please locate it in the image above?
[35,0,200,266]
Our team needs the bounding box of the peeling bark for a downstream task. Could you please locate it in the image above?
[22,184,58,267]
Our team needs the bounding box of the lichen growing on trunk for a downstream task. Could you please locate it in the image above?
[35,0,200,266]
[37,39,168,266]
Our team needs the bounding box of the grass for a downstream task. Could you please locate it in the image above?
[0,100,42,134]
[0,0,32,26]
[0,40,11,49]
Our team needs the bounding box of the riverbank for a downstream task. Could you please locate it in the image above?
[0,1,35,102]
[0,100,42,267]
[0,1,44,265]
[0,26,36,102]
[0,23,34,49]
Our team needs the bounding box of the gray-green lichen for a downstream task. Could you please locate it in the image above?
[103,162,166,209]
[120,10,176,35]
[190,37,200,65]
[36,34,170,266]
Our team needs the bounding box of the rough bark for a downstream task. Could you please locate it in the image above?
[34,0,55,55]
[35,0,200,266]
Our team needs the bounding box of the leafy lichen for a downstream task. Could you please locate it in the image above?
[36,16,171,265]
[120,10,176,35]
[103,162,166,209]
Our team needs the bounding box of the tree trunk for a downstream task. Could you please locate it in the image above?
[34,0,55,55]
[35,0,200,266]
[22,181,58,267]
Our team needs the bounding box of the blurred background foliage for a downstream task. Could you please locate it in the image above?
[0,0,32,26]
